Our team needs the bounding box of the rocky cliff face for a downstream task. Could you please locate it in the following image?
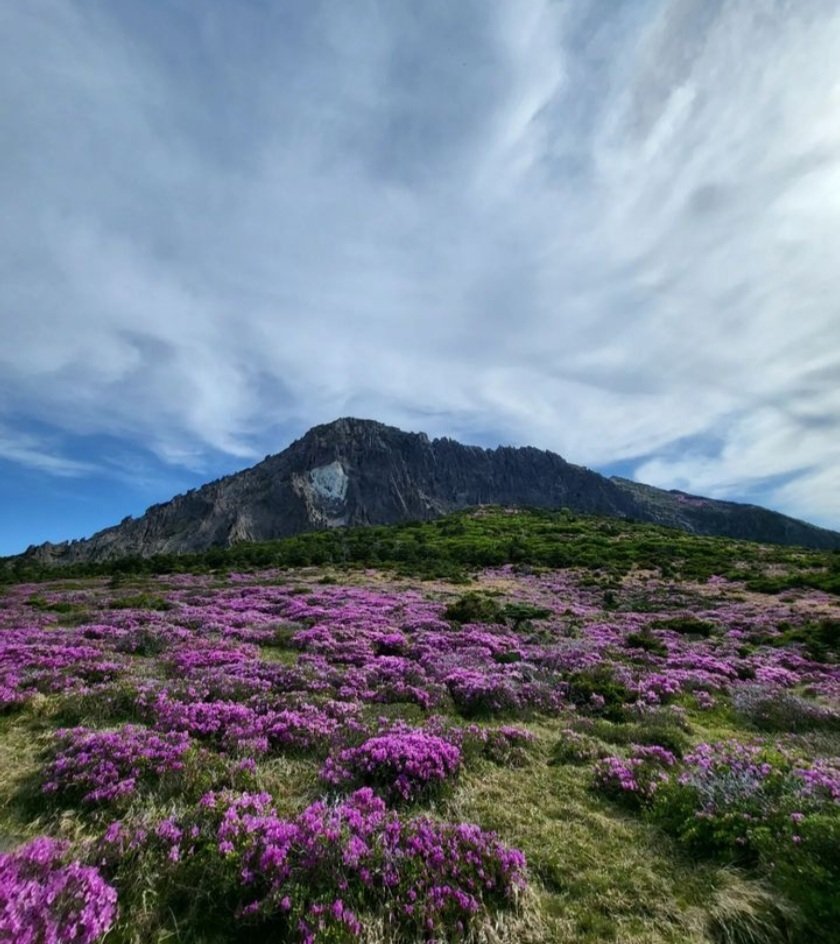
[20,418,840,564]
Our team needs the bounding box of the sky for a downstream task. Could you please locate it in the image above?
[2,0,840,556]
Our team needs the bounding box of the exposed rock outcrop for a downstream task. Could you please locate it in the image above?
[19,418,840,564]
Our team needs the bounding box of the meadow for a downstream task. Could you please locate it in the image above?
[1,509,838,943]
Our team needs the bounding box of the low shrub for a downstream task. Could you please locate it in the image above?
[443,592,504,625]
[0,836,118,944]
[100,788,526,942]
[652,616,716,638]
[648,740,840,935]
[479,725,535,767]
[113,626,169,656]
[565,667,632,721]
[501,602,553,629]
[444,668,561,719]
[321,730,461,802]
[445,669,523,718]
[625,629,668,657]
[549,729,605,765]
[108,593,174,611]
[732,684,840,732]
[593,744,677,806]
[771,619,840,663]
[588,710,692,758]
[42,725,192,807]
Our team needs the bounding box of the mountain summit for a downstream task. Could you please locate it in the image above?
[21,418,840,563]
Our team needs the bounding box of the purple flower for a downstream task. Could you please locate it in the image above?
[0,836,118,944]
[43,725,192,806]
[321,731,461,802]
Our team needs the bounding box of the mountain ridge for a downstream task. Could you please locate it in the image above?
[15,417,840,563]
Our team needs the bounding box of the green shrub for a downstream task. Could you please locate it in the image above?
[443,592,504,625]
[108,594,174,611]
[501,602,552,629]
[753,810,840,934]
[549,729,604,765]
[625,629,668,657]
[586,711,691,758]
[565,667,631,721]
[776,620,840,663]
[652,616,716,637]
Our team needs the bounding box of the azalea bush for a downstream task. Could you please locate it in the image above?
[593,744,678,806]
[444,668,523,718]
[142,690,351,757]
[0,836,118,944]
[100,788,527,942]
[42,724,192,807]
[646,741,840,931]
[321,730,461,802]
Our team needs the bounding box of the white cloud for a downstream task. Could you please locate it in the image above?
[0,426,94,477]
[1,0,839,529]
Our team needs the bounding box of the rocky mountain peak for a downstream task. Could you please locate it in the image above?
[13,418,840,565]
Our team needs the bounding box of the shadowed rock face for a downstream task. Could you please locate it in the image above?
[20,418,840,564]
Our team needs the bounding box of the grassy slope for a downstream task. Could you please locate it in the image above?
[1,509,838,942]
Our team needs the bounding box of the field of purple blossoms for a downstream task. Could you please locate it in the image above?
[1,554,839,943]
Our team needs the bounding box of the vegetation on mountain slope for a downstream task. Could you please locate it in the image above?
[1,508,838,942]
[4,507,840,594]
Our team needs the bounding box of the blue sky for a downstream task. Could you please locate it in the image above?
[2,0,840,556]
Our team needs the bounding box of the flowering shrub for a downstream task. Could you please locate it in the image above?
[143,690,349,757]
[795,757,840,803]
[42,725,192,806]
[0,836,118,944]
[443,666,561,718]
[322,731,461,802]
[593,744,677,805]
[550,729,605,765]
[0,630,124,710]
[663,741,791,838]
[480,725,535,767]
[732,684,840,732]
[445,669,524,717]
[100,788,526,942]
[647,740,840,929]
[262,705,348,754]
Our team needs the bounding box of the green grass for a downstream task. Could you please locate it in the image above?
[0,678,809,943]
[442,721,791,943]
[2,520,838,942]
[0,717,792,944]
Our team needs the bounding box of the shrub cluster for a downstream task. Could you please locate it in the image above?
[592,738,840,932]
[732,684,840,732]
[321,730,461,802]
[0,836,118,944]
[101,787,526,942]
[593,744,677,805]
[42,725,192,806]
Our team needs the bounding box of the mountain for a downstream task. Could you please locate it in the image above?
[17,418,840,564]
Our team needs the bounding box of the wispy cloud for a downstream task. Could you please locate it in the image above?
[0,426,95,477]
[1,0,839,530]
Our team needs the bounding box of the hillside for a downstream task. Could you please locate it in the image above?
[1,509,839,942]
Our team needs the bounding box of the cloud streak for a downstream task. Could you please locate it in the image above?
[1,0,839,533]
